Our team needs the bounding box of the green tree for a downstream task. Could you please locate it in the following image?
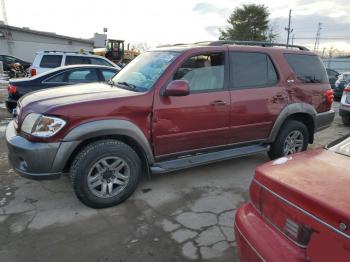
[220,4,275,41]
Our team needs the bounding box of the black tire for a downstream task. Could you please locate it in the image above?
[70,139,142,208]
[268,120,309,160]
[342,116,350,126]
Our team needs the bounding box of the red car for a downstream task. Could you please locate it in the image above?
[235,135,350,261]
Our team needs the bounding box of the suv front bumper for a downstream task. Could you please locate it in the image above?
[6,121,78,179]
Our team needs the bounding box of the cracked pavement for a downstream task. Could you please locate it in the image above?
[0,90,348,261]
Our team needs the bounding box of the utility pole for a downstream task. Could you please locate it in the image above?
[291,34,295,45]
[313,22,322,52]
[1,0,7,25]
[285,9,293,47]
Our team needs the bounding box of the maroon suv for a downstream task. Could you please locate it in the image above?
[6,41,335,208]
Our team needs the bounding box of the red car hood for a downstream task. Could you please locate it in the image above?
[255,148,350,237]
[18,83,137,112]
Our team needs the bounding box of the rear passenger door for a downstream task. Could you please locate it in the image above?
[228,51,288,144]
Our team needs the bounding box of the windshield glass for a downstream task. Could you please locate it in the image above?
[329,136,350,157]
[111,51,179,91]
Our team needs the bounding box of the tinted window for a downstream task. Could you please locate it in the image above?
[65,56,90,65]
[326,69,339,78]
[45,72,66,83]
[230,52,278,88]
[67,69,98,83]
[174,53,225,92]
[90,57,113,67]
[40,55,62,68]
[101,69,117,80]
[285,54,327,83]
[4,56,18,63]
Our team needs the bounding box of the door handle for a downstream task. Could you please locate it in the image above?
[210,100,226,106]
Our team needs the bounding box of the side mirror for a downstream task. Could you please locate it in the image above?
[163,80,190,97]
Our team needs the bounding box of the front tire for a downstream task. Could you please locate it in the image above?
[70,140,142,208]
[268,120,309,160]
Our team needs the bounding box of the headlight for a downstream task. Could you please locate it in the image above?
[21,113,66,137]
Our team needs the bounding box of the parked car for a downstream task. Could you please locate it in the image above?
[326,68,339,89]
[6,41,334,208]
[235,135,350,262]
[339,83,350,125]
[334,71,350,99]
[29,51,120,76]
[5,64,119,113]
[0,54,31,72]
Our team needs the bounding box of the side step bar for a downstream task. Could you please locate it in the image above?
[150,144,269,174]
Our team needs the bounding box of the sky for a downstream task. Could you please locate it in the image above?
[2,0,350,52]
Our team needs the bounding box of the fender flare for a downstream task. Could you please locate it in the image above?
[62,119,155,164]
[267,103,317,143]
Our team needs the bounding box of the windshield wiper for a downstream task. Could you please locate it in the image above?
[116,81,147,92]
[116,81,138,90]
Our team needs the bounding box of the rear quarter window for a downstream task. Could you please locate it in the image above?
[40,55,63,68]
[285,54,328,84]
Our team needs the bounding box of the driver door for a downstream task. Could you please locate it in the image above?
[152,52,231,158]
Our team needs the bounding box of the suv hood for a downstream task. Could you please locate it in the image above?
[19,83,138,111]
[255,148,350,239]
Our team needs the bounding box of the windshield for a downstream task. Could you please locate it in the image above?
[329,136,350,157]
[111,51,179,91]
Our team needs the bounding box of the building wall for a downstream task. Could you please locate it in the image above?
[0,29,94,62]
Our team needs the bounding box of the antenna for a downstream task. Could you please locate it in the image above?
[314,22,322,52]
[1,0,7,25]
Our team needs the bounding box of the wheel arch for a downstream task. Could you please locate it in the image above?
[268,103,317,144]
[53,120,154,174]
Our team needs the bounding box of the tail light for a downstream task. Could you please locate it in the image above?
[344,86,350,93]
[30,68,36,76]
[325,89,334,106]
[7,84,17,94]
[250,180,313,247]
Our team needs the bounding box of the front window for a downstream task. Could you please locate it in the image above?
[111,51,179,91]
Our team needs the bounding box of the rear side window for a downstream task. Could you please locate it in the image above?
[65,56,90,65]
[40,55,62,68]
[45,72,66,83]
[284,54,327,83]
[230,52,278,88]
[90,57,113,67]
[67,69,98,83]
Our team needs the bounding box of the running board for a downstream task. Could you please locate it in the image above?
[150,144,269,174]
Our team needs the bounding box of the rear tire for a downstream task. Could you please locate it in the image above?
[268,120,309,160]
[70,139,142,208]
[342,116,350,126]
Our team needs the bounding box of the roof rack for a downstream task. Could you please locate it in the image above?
[194,40,309,51]
[42,50,94,55]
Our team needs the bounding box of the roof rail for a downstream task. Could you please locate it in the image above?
[43,50,94,55]
[194,40,309,51]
